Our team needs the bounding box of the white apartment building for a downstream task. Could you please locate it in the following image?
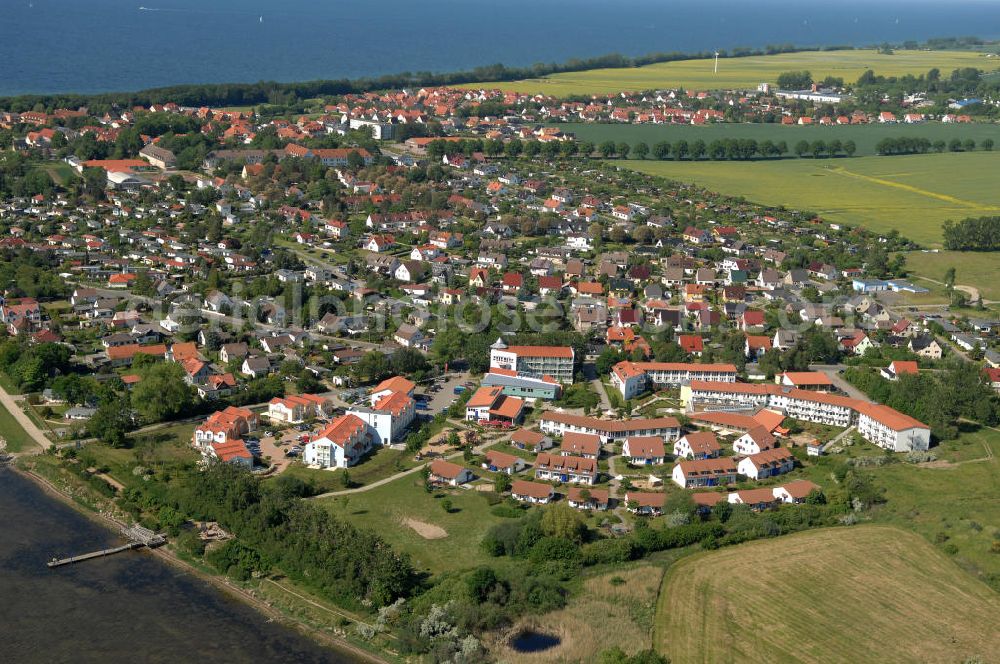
[489,338,575,384]
[680,381,930,451]
[610,361,738,399]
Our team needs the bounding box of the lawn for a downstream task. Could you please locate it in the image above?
[622,151,1000,246]
[656,525,1000,664]
[465,49,1000,95]
[0,397,39,453]
[316,472,514,576]
[903,250,1000,301]
[43,162,76,185]
[869,424,1000,582]
[558,122,1000,158]
[83,422,199,484]
[279,447,418,494]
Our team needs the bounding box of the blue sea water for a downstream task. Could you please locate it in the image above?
[1,0,999,96]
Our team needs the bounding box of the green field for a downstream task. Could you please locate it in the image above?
[622,151,1000,246]
[903,250,1000,301]
[656,525,1000,664]
[559,121,1000,158]
[467,49,1000,95]
[317,472,514,576]
[793,425,1000,580]
[0,398,38,453]
[83,423,199,483]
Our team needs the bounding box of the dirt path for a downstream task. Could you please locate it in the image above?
[0,385,53,455]
[913,275,999,305]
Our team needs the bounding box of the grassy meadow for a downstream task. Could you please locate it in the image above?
[466,49,1000,95]
[656,525,1000,664]
[493,564,665,663]
[317,472,515,576]
[903,250,1000,301]
[622,151,1000,246]
[560,121,1000,158]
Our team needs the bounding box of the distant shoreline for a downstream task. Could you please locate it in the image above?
[2,37,995,108]
[9,464,388,664]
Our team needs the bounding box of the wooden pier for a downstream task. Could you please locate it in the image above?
[47,524,166,569]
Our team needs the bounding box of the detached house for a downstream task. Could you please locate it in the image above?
[482,450,527,475]
[673,431,721,460]
[429,459,474,486]
[567,487,610,511]
[511,479,555,504]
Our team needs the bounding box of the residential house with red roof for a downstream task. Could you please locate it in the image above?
[304,414,374,468]
[429,459,474,486]
[673,431,721,460]
[622,436,666,465]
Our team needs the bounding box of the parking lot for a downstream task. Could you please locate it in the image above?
[257,426,312,473]
[415,372,474,416]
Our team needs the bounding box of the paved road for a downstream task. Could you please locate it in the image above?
[808,364,871,400]
[822,426,856,452]
[0,384,52,456]
[582,363,614,412]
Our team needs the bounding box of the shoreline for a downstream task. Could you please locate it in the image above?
[9,463,391,664]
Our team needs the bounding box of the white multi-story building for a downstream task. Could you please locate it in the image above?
[304,414,374,468]
[681,381,930,451]
[348,391,416,447]
[610,361,738,399]
[490,339,575,384]
[855,404,931,451]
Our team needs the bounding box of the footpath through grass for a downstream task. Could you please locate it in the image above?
[466,49,1000,95]
[0,397,37,453]
[656,525,1000,664]
[623,151,1000,246]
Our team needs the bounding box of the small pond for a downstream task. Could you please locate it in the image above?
[510,630,561,653]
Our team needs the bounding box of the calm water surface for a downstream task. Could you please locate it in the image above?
[0,0,999,95]
[0,469,358,664]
